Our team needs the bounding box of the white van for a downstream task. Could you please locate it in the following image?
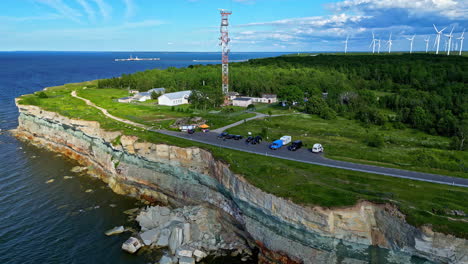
[312,143,323,153]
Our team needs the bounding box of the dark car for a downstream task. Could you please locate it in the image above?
[287,140,303,151]
[218,132,228,139]
[224,134,234,139]
[251,135,263,145]
[245,136,254,143]
[187,129,195,134]
[233,135,243,140]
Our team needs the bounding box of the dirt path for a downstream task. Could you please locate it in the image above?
[71,91,148,129]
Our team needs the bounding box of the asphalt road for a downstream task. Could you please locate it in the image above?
[155,130,468,188]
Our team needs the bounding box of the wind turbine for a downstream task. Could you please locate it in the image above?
[387,33,393,53]
[369,32,377,54]
[344,35,349,54]
[445,26,455,55]
[407,35,415,54]
[458,29,465,56]
[433,24,447,55]
[424,36,430,53]
[377,39,382,54]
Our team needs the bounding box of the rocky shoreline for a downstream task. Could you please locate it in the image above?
[13,101,468,264]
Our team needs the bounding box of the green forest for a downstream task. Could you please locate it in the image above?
[98,54,468,149]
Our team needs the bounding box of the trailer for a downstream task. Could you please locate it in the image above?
[280,136,291,145]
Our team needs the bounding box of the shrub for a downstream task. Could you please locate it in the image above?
[36,92,48,98]
[247,104,256,111]
[366,133,384,148]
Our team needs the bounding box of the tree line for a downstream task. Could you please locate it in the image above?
[97,54,467,149]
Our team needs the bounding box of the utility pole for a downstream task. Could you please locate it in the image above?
[219,9,232,96]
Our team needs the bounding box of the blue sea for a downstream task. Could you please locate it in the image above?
[0,51,290,264]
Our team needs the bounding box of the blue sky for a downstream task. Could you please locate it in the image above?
[1,0,467,52]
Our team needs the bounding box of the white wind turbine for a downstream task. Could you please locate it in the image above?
[424,36,430,53]
[445,26,455,55]
[458,29,465,56]
[344,35,349,54]
[433,24,447,55]
[407,35,415,54]
[377,39,382,53]
[387,33,393,53]
[369,32,377,54]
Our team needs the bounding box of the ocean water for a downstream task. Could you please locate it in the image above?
[0,51,289,264]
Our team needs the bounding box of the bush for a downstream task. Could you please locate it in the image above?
[247,104,256,111]
[36,92,48,98]
[366,133,384,148]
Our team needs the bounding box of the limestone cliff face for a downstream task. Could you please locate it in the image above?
[14,101,468,264]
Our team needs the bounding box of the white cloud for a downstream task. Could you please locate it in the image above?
[123,0,136,19]
[76,0,96,23]
[35,0,82,23]
[91,0,112,21]
[329,0,467,19]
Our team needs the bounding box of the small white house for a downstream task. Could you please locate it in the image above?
[158,90,192,106]
[232,97,253,107]
[251,94,277,104]
[133,92,152,102]
[227,92,239,100]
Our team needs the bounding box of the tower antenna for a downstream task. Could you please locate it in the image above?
[219,9,232,96]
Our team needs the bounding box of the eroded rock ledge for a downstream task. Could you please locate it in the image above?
[13,101,468,264]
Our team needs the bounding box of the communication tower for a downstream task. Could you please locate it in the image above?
[219,9,232,95]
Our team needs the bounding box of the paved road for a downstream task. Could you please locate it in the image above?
[156,130,468,188]
[71,91,468,188]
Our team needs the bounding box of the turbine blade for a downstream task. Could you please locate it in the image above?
[433,24,438,32]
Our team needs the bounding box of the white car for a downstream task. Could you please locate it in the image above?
[312,143,323,153]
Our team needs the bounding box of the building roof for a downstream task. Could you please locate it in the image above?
[119,97,133,100]
[262,93,277,99]
[159,90,192,100]
[148,88,165,93]
[233,97,252,101]
[135,92,151,97]
[227,92,239,96]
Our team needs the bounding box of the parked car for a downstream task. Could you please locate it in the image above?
[187,129,195,134]
[218,132,228,138]
[245,136,254,143]
[269,139,283,150]
[288,140,303,151]
[233,135,243,140]
[312,143,323,153]
[224,134,234,140]
[251,136,262,145]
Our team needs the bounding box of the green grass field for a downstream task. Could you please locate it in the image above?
[226,111,468,179]
[17,82,468,238]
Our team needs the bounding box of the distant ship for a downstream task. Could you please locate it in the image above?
[115,55,160,61]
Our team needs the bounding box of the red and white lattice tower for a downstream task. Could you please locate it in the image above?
[219,9,232,95]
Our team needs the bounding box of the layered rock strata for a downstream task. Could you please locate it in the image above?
[14,102,468,264]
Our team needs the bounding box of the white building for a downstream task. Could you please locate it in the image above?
[158,90,192,106]
[118,96,134,103]
[232,97,253,107]
[251,94,277,104]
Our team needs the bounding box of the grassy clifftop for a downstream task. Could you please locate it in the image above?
[17,81,468,239]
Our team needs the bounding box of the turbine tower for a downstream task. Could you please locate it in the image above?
[445,26,455,55]
[407,35,415,54]
[369,32,377,54]
[219,9,232,95]
[457,29,465,56]
[377,39,381,54]
[424,36,430,53]
[344,35,349,54]
[387,33,393,53]
[433,24,447,55]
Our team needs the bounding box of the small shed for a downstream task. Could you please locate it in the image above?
[118,96,134,103]
[158,90,192,106]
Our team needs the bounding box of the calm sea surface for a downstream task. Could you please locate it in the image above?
[0,51,290,264]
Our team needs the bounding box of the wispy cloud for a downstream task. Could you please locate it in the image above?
[0,14,63,23]
[123,0,136,19]
[92,0,112,21]
[35,0,82,23]
[76,0,96,23]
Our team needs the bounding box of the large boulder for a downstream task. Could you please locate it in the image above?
[140,228,160,246]
[122,237,142,254]
[169,226,184,254]
[156,228,171,247]
[159,255,174,264]
[178,257,195,264]
[105,226,125,236]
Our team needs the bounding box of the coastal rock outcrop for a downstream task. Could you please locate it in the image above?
[14,101,468,264]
